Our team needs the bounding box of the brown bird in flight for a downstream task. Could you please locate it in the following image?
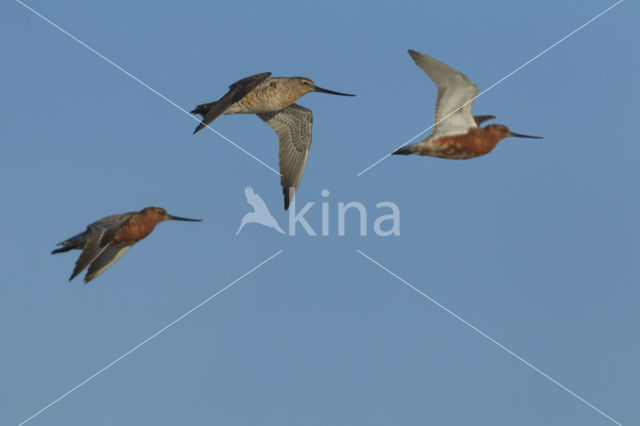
[393,50,541,159]
[52,207,201,284]
[191,72,354,209]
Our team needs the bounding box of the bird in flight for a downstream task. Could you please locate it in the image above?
[393,50,541,159]
[191,72,354,209]
[52,207,201,284]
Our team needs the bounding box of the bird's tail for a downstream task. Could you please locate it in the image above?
[191,101,223,134]
[51,232,84,255]
[392,145,414,155]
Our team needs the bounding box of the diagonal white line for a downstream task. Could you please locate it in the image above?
[18,249,284,426]
[356,0,624,177]
[15,0,281,177]
[356,249,622,426]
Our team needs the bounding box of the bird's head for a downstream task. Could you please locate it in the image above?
[140,207,202,225]
[292,77,355,97]
[484,124,542,142]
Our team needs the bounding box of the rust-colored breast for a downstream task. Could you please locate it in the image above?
[416,129,501,159]
[112,216,158,245]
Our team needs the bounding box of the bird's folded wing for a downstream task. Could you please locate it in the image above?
[192,72,271,133]
[258,104,313,210]
[70,213,134,282]
[408,50,478,137]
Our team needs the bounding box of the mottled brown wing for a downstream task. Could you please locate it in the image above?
[192,72,272,134]
[257,104,313,210]
[69,213,134,282]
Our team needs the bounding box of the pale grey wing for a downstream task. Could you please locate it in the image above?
[408,50,478,137]
[192,72,272,134]
[69,213,134,282]
[84,245,131,284]
[257,104,313,210]
[245,186,270,213]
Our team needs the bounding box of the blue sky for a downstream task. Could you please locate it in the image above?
[1,0,638,425]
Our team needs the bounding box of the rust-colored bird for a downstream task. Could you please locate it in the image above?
[52,207,201,284]
[393,50,541,159]
[191,72,354,209]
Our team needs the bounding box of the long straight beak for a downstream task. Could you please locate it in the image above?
[168,215,202,222]
[314,86,355,96]
[510,131,543,139]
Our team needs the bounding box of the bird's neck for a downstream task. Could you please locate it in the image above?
[470,127,503,151]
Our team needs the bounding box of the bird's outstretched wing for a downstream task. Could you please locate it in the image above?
[473,115,496,126]
[244,186,254,200]
[244,186,270,213]
[257,104,313,210]
[191,72,272,134]
[408,50,478,137]
[69,213,135,282]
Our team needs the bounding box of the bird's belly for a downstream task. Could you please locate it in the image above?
[416,135,494,159]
